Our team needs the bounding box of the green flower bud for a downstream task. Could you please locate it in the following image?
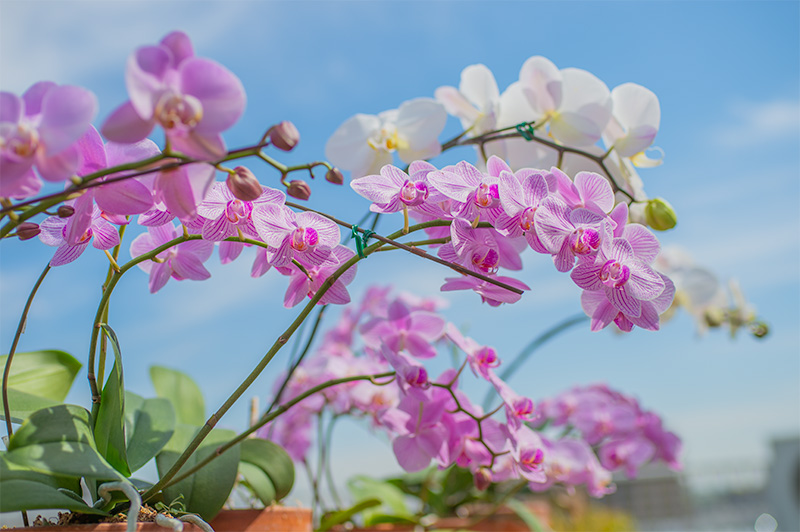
[645,198,677,231]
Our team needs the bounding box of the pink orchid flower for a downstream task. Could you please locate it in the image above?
[276,245,357,308]
[102,31,245,160]
[197,181,285,241]
[1,81,97,198]
[360,299,445,359]
[254,205,340,269]
[38,200,120,266]
[129,222,214,293]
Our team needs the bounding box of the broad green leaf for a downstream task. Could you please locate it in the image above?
[318,498,382,532]
[0,389,59,424]
[238,460,276,506]
[0,479,107,515]
[94,325,129,477]
[5,404,124,480]
[348,475,412,525]
[0,350,81,423]
[0,455,81,493]
[240,438,294,501]
[156,424,240,521]
[124,391,175,473]
[150,366,205,426]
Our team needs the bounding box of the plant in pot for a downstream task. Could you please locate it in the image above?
[0,25,767,532]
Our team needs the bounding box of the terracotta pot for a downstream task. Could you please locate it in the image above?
[9,507,312,532]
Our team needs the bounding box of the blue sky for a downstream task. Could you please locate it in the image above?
[0,0,798,504]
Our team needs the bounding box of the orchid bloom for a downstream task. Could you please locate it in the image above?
[603,83,662,167]
[518,56,612,147]
[1,82,97,198]
[102,31,246,160]
[435,64,500,137]
[276,245,357,308]
[253,205,340,268]
[197,181,285,241]
[38,199,120,267]
[325,98,447,179]
[360,299,445,359]
[129,222,214,293]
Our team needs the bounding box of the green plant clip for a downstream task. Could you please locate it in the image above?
[351,225,375,259]
[515,122,536,141]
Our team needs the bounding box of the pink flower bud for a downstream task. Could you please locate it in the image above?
[16,222,41,240]
[325,167,344,185]
[269,121,300,152]
[226,166,263,202]
[287,180,311,201]
[57,205,75,218]
[474,468,492,491]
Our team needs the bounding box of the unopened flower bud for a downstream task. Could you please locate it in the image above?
[703,307,726,328]
[750,321,769,339]
[645,198,677,231]
[474,468,492,491]
[57,205,75,218]
[16,222,40,241]
[287,180,311,200]
[226,166,263,202]
[325,167,344,185]
[269,121,300,152]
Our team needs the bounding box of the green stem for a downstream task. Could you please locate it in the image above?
[324,415,343,508]
[266,306,328,414]
[481,314,588,410]
[3,264,50,437]
[160,372,394,490]
[139,221,403,502]
[285,202,523,296]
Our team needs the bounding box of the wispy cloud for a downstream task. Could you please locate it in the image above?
[712,98,800,147]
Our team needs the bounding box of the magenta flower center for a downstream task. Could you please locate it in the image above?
[406,366,429,389]
[569,227,601,255]
[474,183,500,208]
[290,226,319,251]
[471,248,499,274]
[155,91,203,131]
[513,397,535,419]
[520,448,545,470]
[600,259,631,288]
[0,122,39,161]
[400,180,429,206]
[475,347,499,368]
[519,207,536,231]
[224,199,253,224]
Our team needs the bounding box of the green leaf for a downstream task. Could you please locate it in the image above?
[0,479,107,515]
[93,324,130,477]
[5,404,124,480]
[240,438,294,501]
[347,475,412,525]
[238,461,276,506]
[0,350,81,423]
[150,366,205,426]
[124,391,175,473]
[156,424,240,521]
[506,498,545,532]
[318,498,382,532]
[1,455,80,493]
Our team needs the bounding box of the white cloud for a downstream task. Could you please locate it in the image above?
[712,98,800,147]
[0,1,252,93]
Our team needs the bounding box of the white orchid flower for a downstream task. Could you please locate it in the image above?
[603,83,663,167]
[518,56,612,147]
[325,98,446,178]
[435,64,500,137]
